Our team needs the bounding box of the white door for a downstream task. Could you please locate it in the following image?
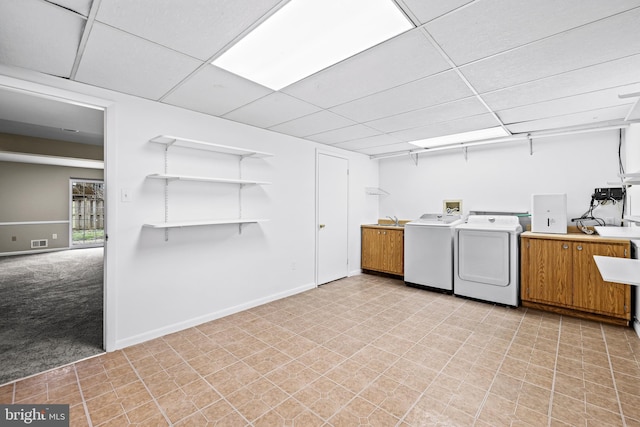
[317,152,349,285]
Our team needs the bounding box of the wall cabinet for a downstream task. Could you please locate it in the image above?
[361,226,404,276]
[521,232,631,325]
[143,135,272,238]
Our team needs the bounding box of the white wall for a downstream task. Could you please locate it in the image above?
[0,65,378,350]
[377,131,624,223]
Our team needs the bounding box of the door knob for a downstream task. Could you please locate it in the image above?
[319,224,326,229]
[576,245,583,251]
[562,244,569,249]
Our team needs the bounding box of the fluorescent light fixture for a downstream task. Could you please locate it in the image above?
[408,127,510,149]
[212,0,413,90]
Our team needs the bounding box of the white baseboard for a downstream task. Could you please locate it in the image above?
[0,248,68,257]
[349,269,363,276]
[115,282,317,350]
[635,319,640,339]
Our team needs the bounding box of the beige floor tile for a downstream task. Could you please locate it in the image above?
[3,275,638,426]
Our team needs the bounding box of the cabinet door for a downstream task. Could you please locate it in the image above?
[382,229,404,275]
[361,228,382,271]
[572,242,630,318]
[521,238,571,306]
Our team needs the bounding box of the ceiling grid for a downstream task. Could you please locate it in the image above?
[0,0,639,156]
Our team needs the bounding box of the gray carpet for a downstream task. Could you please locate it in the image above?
[0,248,104,385]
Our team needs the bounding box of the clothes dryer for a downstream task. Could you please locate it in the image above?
[454,215,522,306]
[404,213,464,292]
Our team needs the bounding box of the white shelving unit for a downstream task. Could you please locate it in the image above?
[143,135,273,239]
[607,171,640,186]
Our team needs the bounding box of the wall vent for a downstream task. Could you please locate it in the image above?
[31,239,48,248]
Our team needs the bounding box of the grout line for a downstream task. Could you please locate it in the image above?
[546,315,563,426]
[600,323,628,427]
[471,304,528,422]
[73,364,93,427]
[121,350,173,426]
[396,298,498,426]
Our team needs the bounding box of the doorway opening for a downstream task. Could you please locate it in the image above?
[0,85,107,384]
[71,179,105,247]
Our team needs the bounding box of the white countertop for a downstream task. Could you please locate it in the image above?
[594,226,640,238]
[593,256,640,286]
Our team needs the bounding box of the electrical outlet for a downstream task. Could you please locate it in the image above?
[52,234,58,239]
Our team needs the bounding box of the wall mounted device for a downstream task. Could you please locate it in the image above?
[531,194,567,234]
[593,187,624,202]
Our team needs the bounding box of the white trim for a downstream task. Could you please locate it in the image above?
[0,151,104,169]
[0,73,116,352]
[0,247,67,257]
[0,220,69,226]
[115,282,317,350]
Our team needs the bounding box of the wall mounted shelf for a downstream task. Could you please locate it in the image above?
[149,135,273,158]
[146,173,271,186]
[143,219,269,229]
[144,135,272,240]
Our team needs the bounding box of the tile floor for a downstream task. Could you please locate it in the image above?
[1,274,639,426]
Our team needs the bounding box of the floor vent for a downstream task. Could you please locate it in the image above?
[31,239,48,248]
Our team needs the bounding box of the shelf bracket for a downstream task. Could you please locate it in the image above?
[463,147,468,162]
[528,134,533,156]
[409,152,419,166]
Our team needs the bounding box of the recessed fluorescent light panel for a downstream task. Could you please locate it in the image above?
[409,127,510,149]
[212,0,413,90]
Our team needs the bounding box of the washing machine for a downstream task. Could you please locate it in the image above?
[404,213,464,293]
[454,215,522,307]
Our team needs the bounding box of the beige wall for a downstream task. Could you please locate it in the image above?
[0,161,103,253]
[0,132,103,160]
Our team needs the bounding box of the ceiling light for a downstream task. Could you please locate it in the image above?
[212,0,413,90]
[408,127,510,149]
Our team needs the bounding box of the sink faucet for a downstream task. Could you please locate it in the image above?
[386,215,399,226]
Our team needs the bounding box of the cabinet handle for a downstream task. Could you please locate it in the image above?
[562,244,569,249]
[576,245,583,251]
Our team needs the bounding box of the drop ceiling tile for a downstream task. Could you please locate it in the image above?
[506,105,632,133]
[222,92,321,128]
[95,0,283,61]
[498,84,640,124]
[75,23,202,100]
[330,71,473,123]
[269,111,357,138]
[283,28,450,108]
[483,54,640,111]
[426,0,640,65]
[365,97,488,133]
[460,8,640,93]
[399,0,474,24]
[306,125,381,145]
[333,134,404,151]
[48,0,93,16]
[390,113,502,142]
[0,0,84,78]
[163,65,272,116]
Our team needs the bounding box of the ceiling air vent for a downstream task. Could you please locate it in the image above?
[31,239,48,248]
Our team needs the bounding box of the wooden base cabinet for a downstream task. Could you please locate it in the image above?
[521,232,631,325]
[361,226,404,276]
